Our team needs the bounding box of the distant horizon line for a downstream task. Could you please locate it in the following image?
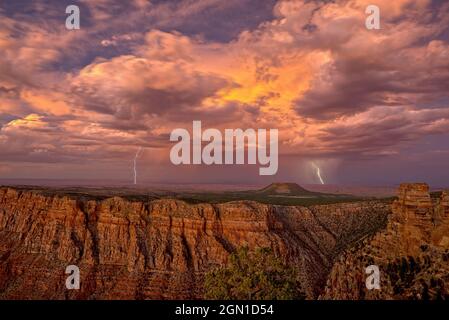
[0,178,447,190]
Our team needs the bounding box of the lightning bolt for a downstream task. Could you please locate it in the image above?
[133,147,143,185]
[312,162,325,185]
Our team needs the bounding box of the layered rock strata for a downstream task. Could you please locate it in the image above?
[0,187,389,299]
[322,183,449,300]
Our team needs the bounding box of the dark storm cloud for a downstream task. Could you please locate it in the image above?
[296,49,449,119]
[70,55,231,120]
[1,0,449,185]
[294,0,449,120]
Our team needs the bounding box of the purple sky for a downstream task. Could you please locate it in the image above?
[1,0,449,186]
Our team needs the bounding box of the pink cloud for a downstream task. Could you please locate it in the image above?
[1,0,449,183]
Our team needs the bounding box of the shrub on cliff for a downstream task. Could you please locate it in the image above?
[204,247,305,300]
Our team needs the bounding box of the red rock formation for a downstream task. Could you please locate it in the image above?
[0,187,389,300]
[433,191,449,247]
[393,183,433,221]
[322,183,449,300]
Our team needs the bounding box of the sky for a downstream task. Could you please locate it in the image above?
[0,0,449,186]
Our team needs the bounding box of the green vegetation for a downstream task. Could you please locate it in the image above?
[385,255,449,299]
[175,182,373,206]
[204,247,305,300]
[177,192,365,206]
[3,183,380,206]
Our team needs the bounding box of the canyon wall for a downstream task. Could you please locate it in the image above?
[322,183,449,300]
[0,187,389,299]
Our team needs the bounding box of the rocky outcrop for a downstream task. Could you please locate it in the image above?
[0,187,389,300]
[322,183,449,300]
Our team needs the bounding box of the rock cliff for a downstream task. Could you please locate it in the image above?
[322,183,449,300]
[0,187,389,299]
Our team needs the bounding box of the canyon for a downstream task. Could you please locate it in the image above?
[322,183,449,299]
[0,185,388,299]
[0,183,447,300]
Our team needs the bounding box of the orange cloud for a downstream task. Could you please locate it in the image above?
[1,0,449,183]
